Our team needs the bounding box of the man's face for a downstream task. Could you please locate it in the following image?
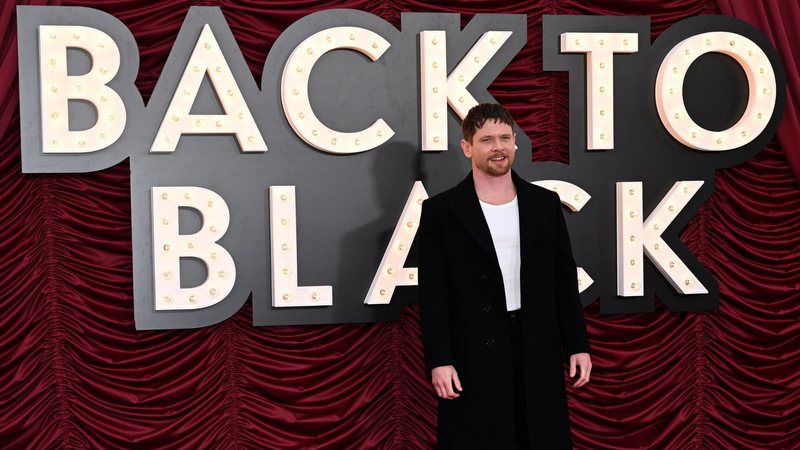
[461,119,516,177]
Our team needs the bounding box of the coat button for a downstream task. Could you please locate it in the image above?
[485,338,495,347]
[483,305,492,312]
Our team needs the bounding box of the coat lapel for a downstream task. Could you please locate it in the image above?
[512,171,544,259]
[449,172,498,264]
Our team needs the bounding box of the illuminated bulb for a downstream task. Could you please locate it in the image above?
[757,113,763,119]
[474,56,481,64]
[490,38,497,45]
[210,252,218,260]
[669,88,675,95]
[629,259,636,266]
[729,40,735,46]
[599,110,606,116]
[691,131,697,139]
[741,130,747,138]
[684,278,692,286]
[163,244,170,251]
[193,66,200,73]
[573,194,581,202]
[218,270,226,278]
[311,129,318,136]
[226,89,234,97]
[630,282,638,289]
[458,96,465,102]
[189,295,197,303]
[668,205,675,212]
[372,42,379,49]
[280,194,287,201]
[409,273,415,280]
[210,225,217,233]
[109,114,116,122]
[433,112,440,119]
[432,87,439,93]
[762,88,771,95]
[204,42,211,49]
[574,39,581,46]
[716,137,723,144]
[172,115,180,122]
[281,218,288,226]
[706,39,712,46]
[684,48,691,56]
[629,210,638,218]
[377,130,384,137]
[654,243,661,250]
[748,49,754,56]
[683,186,690,194]
[379,289,387,296]
[210,288,217,296]
[187,241,195,249]
[672,67,679,74]
[100,133,107,139]
[417,198,424,205]
[406,221,415,228]
[51,112,59,119]
[49,58,56,65]
[432,62,438,69]
[215,121,222,128]
[215,66,222,73]
[101,95,107,102]
[184,192,191,200]
[653,224,660,231]
[433,136,440,143]
[51,86,58,93]
[623,38,629,46]
[387,268,395,275]
[398,243,406,251]
[161,218,169,225]
[283,293,291,301]
[73,32,80,40]
[161,193,169,200]
[281,243,289,251]
[51,139,59,146]
[163,270,173,279]
[458,75,465,82]
[298,112,305,119]
[628,189,636,196]
[599,38,605,46]
[296,66,303,73]
[306,48,313,55]
[311,292,319,301]
[349,33,356,41]
[99,68,107,75]
[195,119,202,127]
[78,140,85,147]
[331,137,337,145]
[281,268,289,276]
[431,38,438,45]
[292,88,299,95]
[164,296,172,303]
[599,86,606,93]
[354,138,360,145]
[669,261,676,268]
[238,112,245,120]
[208,200,214,207]
[674,112,680,120]
[600,133,607,140]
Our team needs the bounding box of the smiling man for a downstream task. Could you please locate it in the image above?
[418,103,592,449]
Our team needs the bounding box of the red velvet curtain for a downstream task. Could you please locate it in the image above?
[1,0,798,448]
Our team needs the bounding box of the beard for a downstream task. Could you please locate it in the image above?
[475,151,514,177]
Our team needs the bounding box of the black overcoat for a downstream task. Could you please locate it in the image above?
[418,171,590,449]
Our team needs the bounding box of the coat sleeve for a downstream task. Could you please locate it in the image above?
[418,200,455,372]
[550,191,591,357]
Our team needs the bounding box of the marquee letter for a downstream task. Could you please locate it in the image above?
[269,186,333,307]
[420,30,512,150]
[616,181,708,296]
[151,25,267,153]
[533,180,594,293]
[655,32,777,151]
[151,186,236,309]
[365,181,428,304]
[281,27,393,154]
[559,32,638,150]
[39,25,126,153]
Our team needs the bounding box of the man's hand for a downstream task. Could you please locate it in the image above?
[431,365,462,399]
[569,353,592,388]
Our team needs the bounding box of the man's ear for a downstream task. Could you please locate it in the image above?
[460,139,472,159]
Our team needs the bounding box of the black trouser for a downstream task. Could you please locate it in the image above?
[509,310,530,449]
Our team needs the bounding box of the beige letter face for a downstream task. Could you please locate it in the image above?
[39,25,126,153]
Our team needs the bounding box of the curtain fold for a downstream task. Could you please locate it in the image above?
[0,0,797,448]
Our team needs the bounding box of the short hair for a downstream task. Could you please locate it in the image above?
[461,103,515,143]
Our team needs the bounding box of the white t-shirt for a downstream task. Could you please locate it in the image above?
[479,196,521,312]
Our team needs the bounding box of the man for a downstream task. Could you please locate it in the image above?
[418,103,591,449]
